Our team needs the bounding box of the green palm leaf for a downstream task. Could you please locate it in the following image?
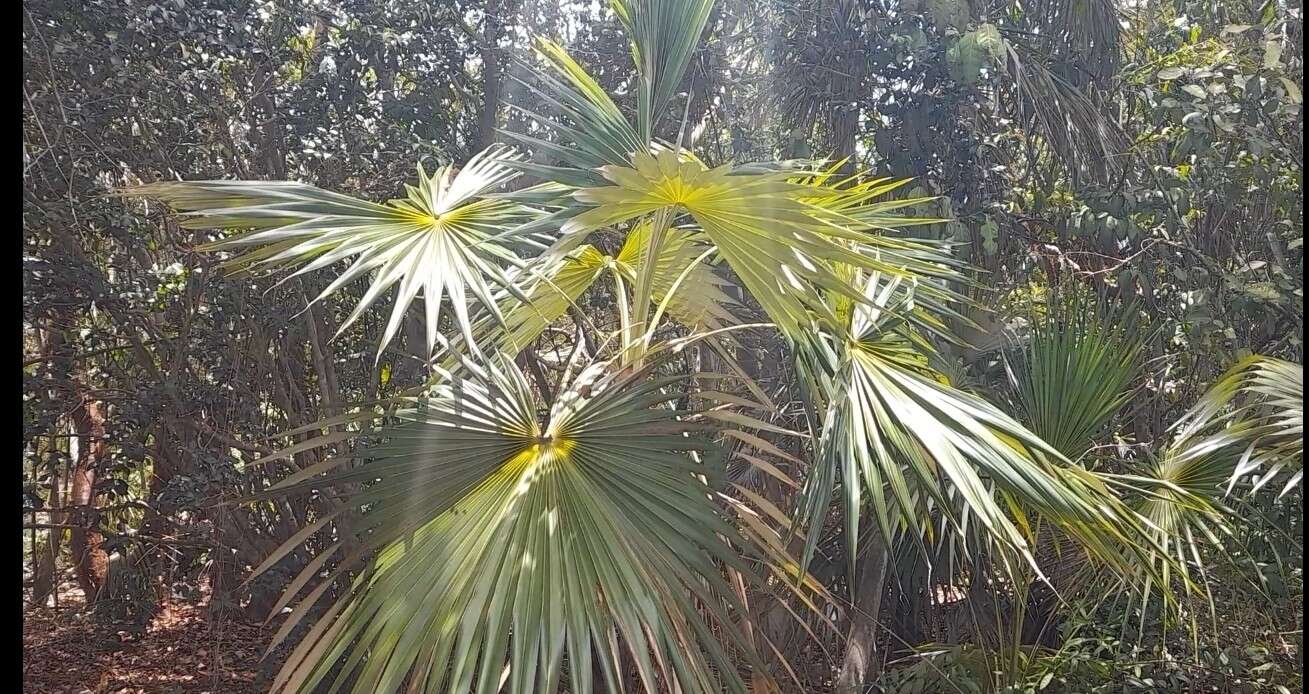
[795,272,1162,586]
[609,0,716,143]
[1170,355,1304,497]
[1102,446,1234,625]
[256,354,772,693]
[125,147,539,358]
[1004,296,1144,460]
[1061,357,1300,628]
[999,39,1130,181]
[508,0,713,170]
[506,39,644,181]
[564,149,962,338]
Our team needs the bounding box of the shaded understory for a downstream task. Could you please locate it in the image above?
[24,584,269,694]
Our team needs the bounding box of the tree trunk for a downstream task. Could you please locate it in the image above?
[831,105,858,174]
[31,447,63,605]
[32,318,73,604]
[301,282,342,415]
[835,537,889,694]
[964,560,1004,649]
[475,0,522,151]
[69,394,109,603]
[140,423,182,612]
[829,0,860,176]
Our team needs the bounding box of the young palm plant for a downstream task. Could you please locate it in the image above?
[879,295,1295,693]
[128,2,1190,692]
[1004,295,1303,656]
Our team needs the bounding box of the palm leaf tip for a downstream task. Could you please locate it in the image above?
[1169,355,1303,498]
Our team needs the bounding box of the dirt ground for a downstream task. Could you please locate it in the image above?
[23,583,270,694]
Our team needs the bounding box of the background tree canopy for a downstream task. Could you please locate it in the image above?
[22,0,1302,692]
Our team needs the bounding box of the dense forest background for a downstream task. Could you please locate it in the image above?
[23,0,1302,692]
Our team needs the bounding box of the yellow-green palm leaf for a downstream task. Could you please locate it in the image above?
[460,245,610,360]
[254,354,772,694]
[565,149,961,337]
[613,219,738,333]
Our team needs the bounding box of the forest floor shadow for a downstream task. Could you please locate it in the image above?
[23,582,269,694]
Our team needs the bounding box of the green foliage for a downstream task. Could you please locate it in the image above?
[22,0,1304,693]
[795,272,1163,591]
[263,355,764,694]
[947,24,1004,86]
[1005,295,1145,460]
[1171,355,1303,497]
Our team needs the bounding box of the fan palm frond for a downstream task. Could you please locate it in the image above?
[443,224,735,365]
[613,219,738,334]
[1005,296,1145,460]
[794,272,1159,586]
[1106,447,1233,613]
[473,245,610,358]
[609,0,717,143]
[257,354,773,694]
[1170,355,1304,497]
[1090,357,1301,626]
[999,40,1130,182]
[1008,0,1125,84]
[506,39,644,183]
[125,147,539,357]
[563,149,960,338]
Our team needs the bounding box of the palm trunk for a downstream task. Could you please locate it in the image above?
[835,536,889,694]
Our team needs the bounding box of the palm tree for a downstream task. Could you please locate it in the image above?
[126,1,1216,691]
